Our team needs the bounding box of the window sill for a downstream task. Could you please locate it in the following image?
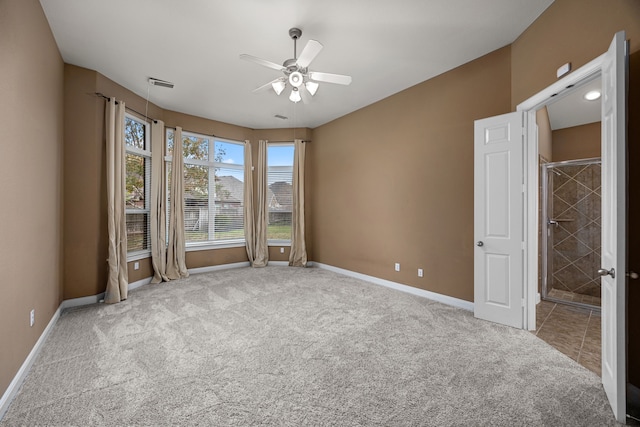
[268,240,291,246]
[127,250,151,262]
[185,240,246,252]
[127,241,290,259]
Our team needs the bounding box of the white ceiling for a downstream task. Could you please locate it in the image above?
[39,0,554,129]
[546,77,601,130]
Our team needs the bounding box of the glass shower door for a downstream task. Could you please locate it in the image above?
[542,158,602,309]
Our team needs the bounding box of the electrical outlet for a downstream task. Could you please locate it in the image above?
[280,247,285,254]
[134,261,140,270]
[30,309,35,327]
[394,263,400,272]
[418,268,424,278]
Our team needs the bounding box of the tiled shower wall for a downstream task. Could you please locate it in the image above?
[549,162,601,299]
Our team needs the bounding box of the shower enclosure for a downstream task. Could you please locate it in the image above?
[541,158,602,309]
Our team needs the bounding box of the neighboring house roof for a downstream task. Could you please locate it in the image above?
[268,181,292,211]
[184,175,244,205]
[215,175,243,203]
[182,176,291,209]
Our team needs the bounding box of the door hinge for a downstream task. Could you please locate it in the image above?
[521,298,526,307]
[522,242,526,250]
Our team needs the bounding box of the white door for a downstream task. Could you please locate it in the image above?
[600,31,627,422]
[474,112,524,328]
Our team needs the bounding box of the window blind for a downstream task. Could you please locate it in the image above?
[267,144,294,241]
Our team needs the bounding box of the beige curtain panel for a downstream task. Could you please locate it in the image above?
[253,140,269,267]
[150,120,168,283]
[243,140,256,263]
[166,127,189,280]
[105,98,128,303]
[289,139,307,267]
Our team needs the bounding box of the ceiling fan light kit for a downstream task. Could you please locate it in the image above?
[272,80,286,95]
[289,88,302,103]
[240,27,352,104]
[305,81,319,96]
[289,71,303,87]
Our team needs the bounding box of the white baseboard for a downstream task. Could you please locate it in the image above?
[60,293,104,310]
[59,277,151,309]
[0,305,62,420]
[266,261,315,267]
[313,262,474,312]
[267,261,289,267]
[129,277,152,292]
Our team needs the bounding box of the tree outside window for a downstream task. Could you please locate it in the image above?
[124,115,151,254]
[166,129,244,245]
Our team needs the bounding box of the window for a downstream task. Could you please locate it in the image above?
[167,129,245,246]
[124,114,151,256]
[267,143,294,242]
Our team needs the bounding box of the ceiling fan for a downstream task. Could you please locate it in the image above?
[240,28,352,103]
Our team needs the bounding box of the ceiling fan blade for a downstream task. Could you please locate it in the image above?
[308,71,352,85]
[296,40,323,69]
[253,77,285,93]
[239,54,285,72]
[299,85,312,104]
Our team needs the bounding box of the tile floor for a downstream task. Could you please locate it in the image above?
[548,288,601,306]
[533,299,601,376]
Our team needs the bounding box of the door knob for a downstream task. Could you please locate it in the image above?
[477,241,484,247]
[627,271,639,280]
[598,268,615,279]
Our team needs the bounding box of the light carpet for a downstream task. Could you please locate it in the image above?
[1,266,618,426]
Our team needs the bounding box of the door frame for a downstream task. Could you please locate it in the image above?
[516,53,606,330]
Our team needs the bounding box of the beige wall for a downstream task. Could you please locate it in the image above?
[511,0,640,108]
[0,0,64,399]
[552,122,601,162]
[64,67,256,298]
[186,247,248,269]
[537,107,553,161]
[310,47,512,301]
[63,66,166,298]
[310,0,640,304]
[64,67,315,296]
[63,65,106,298]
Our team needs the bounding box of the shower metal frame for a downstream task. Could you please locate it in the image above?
[541,157,602,311]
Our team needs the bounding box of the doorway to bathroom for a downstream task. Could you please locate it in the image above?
[536,72,604,314]
[541,158,602,310]
[533,75,603,376]
[475,32,627,421]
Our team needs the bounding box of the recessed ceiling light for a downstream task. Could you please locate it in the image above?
[584,90,601,101]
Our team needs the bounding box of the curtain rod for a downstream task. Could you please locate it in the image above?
[95,92,310,142]
[267,140,311,143]
[95,92,158,124]
[95,92,219,136]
